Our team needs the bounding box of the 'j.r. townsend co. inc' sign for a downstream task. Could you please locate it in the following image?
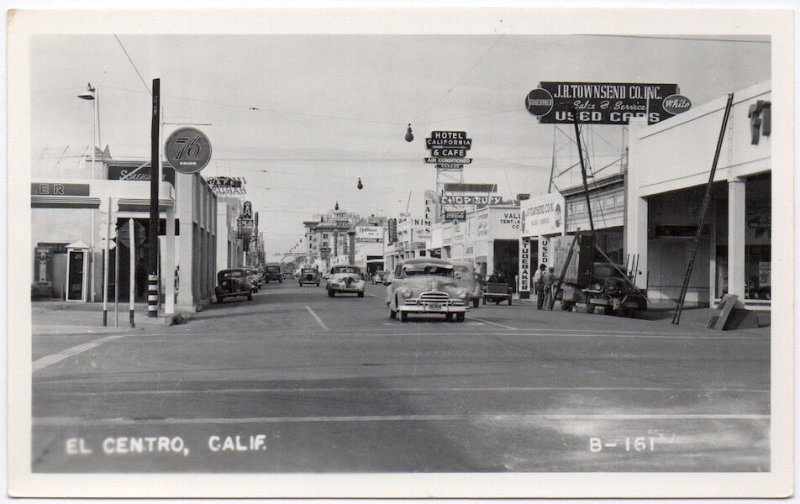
[520,192,565,238]
[526,82,688,125]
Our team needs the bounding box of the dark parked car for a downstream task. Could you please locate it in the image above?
[214,268,253,303]
[298,267,320,287]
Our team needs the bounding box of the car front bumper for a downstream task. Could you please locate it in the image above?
[330,285,364,293]
[398,302,467,313]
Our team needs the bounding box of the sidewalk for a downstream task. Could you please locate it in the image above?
[32,300,184,335]
[511,294,770,333]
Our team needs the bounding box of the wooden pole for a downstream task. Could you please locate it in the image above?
[148,78,161,318]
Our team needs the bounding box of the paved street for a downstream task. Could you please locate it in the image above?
[32,281,770,473]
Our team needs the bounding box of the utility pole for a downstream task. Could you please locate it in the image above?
[572,111,595,235]
[147,78,160,318]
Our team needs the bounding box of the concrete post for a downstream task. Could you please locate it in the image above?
[164,203,176,315]
[728,178,746,300]
[177,173,195,310]
[632,197,649,290]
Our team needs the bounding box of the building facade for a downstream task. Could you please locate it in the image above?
[31,152,222,313]
[430,204,521,285]
[626,81,771,309]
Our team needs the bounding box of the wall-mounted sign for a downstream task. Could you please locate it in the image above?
[108,164,176,186]
[444,183,497,193]
[519,239,531,294]
[165,127,212,174]
[31,183,90,196]
[444,210,466,221]
[355,226,383,243]
[206,176,247,195]
[242,201,253,219]
[520,192,565,238]
[528,82,680,125]
[441,195,503,205]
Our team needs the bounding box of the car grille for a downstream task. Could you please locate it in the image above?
[405,290,465,306]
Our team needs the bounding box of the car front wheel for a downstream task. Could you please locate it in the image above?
[399,311,408,322]
[456,313,465,322]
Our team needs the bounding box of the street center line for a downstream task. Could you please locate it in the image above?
[304,305,329,331]
[467,317,518,330]
[34,412,771,427]
[32,334,126,374]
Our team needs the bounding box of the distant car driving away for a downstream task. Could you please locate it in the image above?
[452,260,482,308]
[386,258,469,322]
[326,265,365,297]
[214,268,253,303]
[264,263,283,283]
[298,267,320,287]
[371,270,388,285]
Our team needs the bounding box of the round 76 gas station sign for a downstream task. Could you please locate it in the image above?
[165,127,212,174]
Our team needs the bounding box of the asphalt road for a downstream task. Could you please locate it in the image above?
[32,281,770,472]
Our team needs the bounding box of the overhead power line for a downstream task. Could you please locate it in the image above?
[113,35,152,95]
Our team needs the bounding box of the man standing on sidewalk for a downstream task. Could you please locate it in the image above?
[543,266,555,310]
[533,264,546,310]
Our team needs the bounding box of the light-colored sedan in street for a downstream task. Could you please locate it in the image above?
[326,265,366,297]
[386,258,469,322]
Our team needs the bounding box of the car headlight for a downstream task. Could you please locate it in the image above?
[457,290,468,299]
[400,288,413,298]
[594,283,603,290]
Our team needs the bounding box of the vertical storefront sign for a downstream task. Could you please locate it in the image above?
[540,237,550,266]
[519,238,531,296]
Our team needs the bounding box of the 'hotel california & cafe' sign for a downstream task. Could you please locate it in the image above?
[525,82,690,125]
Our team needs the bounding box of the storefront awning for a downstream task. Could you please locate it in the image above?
[31,196,101,209]
[117,198,174,212]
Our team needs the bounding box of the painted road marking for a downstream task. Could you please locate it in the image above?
[32,334,126,373]
[304,305,329,331]
[127,330,765,341]
[34,412,770,427]
[467,317,518,330]
[45,385,770,396]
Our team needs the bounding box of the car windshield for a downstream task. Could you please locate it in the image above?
[302,269,316,274]
[332,266,360,274]
[266,267,281,272]
[223,271,243,279]
[403,265,454,277]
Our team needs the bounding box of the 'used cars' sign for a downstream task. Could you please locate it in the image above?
[527,82,681,125]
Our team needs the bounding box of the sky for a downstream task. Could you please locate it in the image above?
[30,33,770,255]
